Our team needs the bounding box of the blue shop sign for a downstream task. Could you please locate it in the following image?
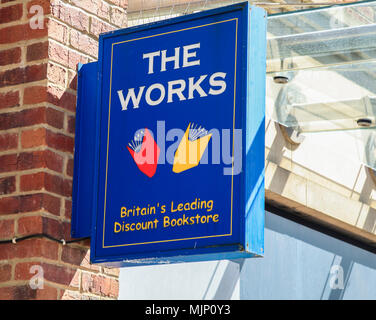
[72,2,267,266]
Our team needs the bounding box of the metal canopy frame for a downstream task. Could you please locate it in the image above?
[266,1,376,170]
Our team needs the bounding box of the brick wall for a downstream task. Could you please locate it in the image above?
[0,0,127,300]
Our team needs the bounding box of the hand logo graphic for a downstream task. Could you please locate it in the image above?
[127,128,160,178]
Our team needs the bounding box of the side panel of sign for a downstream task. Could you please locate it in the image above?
[71,62,99,238]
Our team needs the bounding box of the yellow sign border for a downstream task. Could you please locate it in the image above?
[102,18,239,249]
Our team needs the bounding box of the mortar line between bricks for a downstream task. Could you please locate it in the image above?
[0,0,26,8]
[49,1,127,30]
[0,170,72,187]
[7,257,103,275]
[0,16,44,31]
[0,186,73,203]
[0,103,48,115]
[0,104,76,120]
[0,279,81,293]
[0,256,119,283]
[0,60,49,73]
[0,38,49,52]
[48,10,125,34]
[0,143,75,162]
[47,81,77,97]
[48,27,100,57]
[20,122,75,137]
[0,123,75,141]
[1,210,71,223]
[0,81,48,96]
[48,38,97,63]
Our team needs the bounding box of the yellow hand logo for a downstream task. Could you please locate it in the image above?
[173,123,212,173]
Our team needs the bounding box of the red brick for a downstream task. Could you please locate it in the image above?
[47,85,77,112]
[44,172,72,197]
[48,19,68,44]
[47,63,66,87]
[48,41,88,69]
[24,86,46,105]
[0,219,14,239]
[19,193,46,213]
[0,154,17,173]
[19,213,61,233]
[51,1,89,32]
[26,0,51,17]
[106,0,128,9]
[20,172,45,191]
[16,261,79,287]
[17,215,43,235]
[63,247,99,271]
[48,41,68,66]
[62,220,76,242]
[46,130,74,153]
[0,91,19,109]
[17,151,47,171]
[0,264,12,282]
[0,107,64,131]
[18,214,63,236]
[64,199,71,219]
[46,107,64,129]
[81,273,119,298]
[0,196,19,215]
[0,47,21,66]
[90,17,114,38]
[67,115,75,135]
[26,41,49,62]
[0,287,13,300]
[0,193,60,216]
[0,22,48,45]
[42,193,61,216]
[70,0,110,21]
[0,238,59,260]
[68,71,77,91]
[21,127,46,148]
[66,158,74,177]
[43,149,64,173]
[0,4,23,24]
[1,192,60,216]
[0,64,47,88]
[0,132,18,151]
[0,284,58,300]
[0,176,16,195]
[70,29,98,57]
[0,108,44,130]
[61,245,87,265]
[103,267,120,277]
[13,150,62,173]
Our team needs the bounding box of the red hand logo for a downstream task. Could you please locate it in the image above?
[127,128,160,178]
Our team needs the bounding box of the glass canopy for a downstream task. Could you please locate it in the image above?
[267,1,376,132]
[266,1,376,170]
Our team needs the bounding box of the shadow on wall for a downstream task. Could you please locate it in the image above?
[266,115,376,252]
[208,210,375,300]
[215,211,376,300]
